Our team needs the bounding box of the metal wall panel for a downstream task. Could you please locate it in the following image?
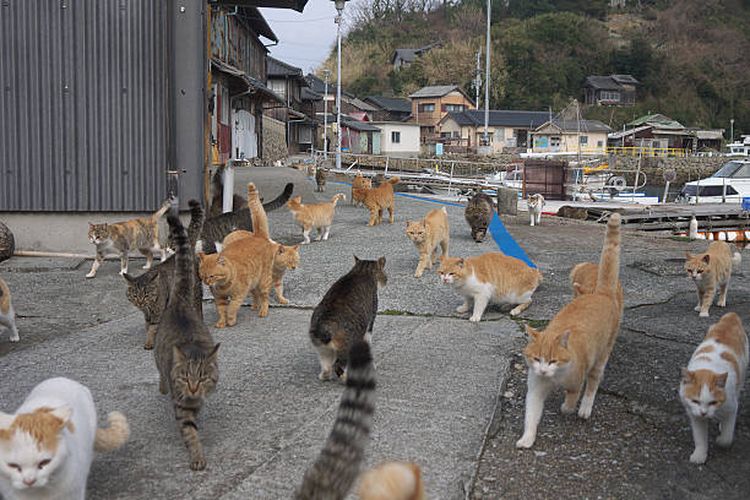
[0,0,172,211]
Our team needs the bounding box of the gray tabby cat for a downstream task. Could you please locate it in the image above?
[310,256,386,381]
[0,221,14,263]
[296,341,376,500]
[199,182,294,254]
[464,191,495,243]
[155,210,220,471]
[315,168,327,192]
[124,200,204,350]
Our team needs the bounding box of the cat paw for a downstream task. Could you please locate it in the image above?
[694,305,701,311]
[214,321,226,329]
[190,457,207,471]
[9,336,20,343]
[578,405,593,420]
[560,403,576,414]
[469,315,482,323]
[143,341,154,350]
[257,308,269,318]
[318,370,332,381]
[699,311,709,318]
[716,435,734,448]
[515,434,536,449]
[414,271,423,278]
[278,297,289,305]
[456,304,470,314]
[85,272,96,279]
[717,301,727,308]
[689,450,707,464]
[227,318,238,326]
[142,264,151,270]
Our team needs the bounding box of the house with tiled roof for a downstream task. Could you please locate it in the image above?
[583,74,639,106]
[532,118,612,154]
[408,85,475,143]
[439,110,551,153]
[265,57,317,155]
[364,96,412,122]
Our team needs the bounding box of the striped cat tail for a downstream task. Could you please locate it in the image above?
[595,213,622,296]
[186,200,205,248]
[247,183,270,239]
[166,211,194,304]
[94,411,130,452]
[262,182,294,212]
[152,199,171,222]
[296,341,376,500]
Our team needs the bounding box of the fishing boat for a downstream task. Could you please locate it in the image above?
[677,159,750,204]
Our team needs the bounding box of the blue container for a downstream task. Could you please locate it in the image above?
[743,197,750,211]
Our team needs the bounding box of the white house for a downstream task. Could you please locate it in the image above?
[371,122,421,157]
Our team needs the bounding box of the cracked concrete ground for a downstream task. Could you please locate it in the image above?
[1,167,749,499]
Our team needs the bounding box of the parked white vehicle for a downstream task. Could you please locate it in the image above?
[677,159,750,204]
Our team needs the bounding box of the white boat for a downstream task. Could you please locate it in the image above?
[726,135,750,156]
[677,159,750,204]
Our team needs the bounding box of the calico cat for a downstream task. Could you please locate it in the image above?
[0,377,129,500]
[516,214,622,449]
[198,232,276,325]
[351,173,372,207]
[405,207,450,278]
[464,191,494,243]
[155,212,220,471]
[208,165,247,217]
[527,193,545,227]
[0,277,19,343]
[438,253,542,321]
[222,230,300,305]
[685,241,738,317]
[296,341,375,500]
[124,200,205,350]
[569,261,624,312]
[358,462,425,500]
[354,177,400,226]
[309,256,386,381]
[286,194,346,244]
[315,168,328,192]
[86,200,171,278]
[680,312,748,464]
[199,182,293,254]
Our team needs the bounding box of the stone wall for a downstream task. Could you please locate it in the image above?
[262,116,287,164]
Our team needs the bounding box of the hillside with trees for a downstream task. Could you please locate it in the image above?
[319,0,750,134]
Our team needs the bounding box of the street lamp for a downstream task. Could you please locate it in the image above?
[730,118,735,144]
[482,0,491,149]
[331,0,350,171]
[323,69,331,160]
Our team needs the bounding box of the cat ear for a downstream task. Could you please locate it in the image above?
[197,251,206,261]
[50,406,73,427]
[378,256,386,268]
[715,372,728,388]
[0,411,15,429]
[173,346,187,364]
[559,330,571,348]
[573,282,586,296]
[681,367,694,383]
[702,254,710,264]
[439,255,446,264]
[122,273,135,283]
[292,244,301,251]
[207,343,220,363]
[217,255,225,265]
[353,255,360,263]
[457,258,465,269]
[524,325,540,340]
[277,245,285,255]
[684,251,692,260]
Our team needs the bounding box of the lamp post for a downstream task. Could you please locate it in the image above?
[730,118,735,144]
[331,0,349,171]
[482,0,491,149]
[323,69,331,160]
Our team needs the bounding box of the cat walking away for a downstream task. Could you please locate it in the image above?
[0,277,19,342]
[86,199,171,278]
[438,253,542,321]
[286,194,346,244]
[155,212,220,470]
[296,341,375,500]
[405,207,449,278]
[685,241,734,317]
[516,214,622,449]
[310,256,386,381]
[680,312,748,464]
[464,191,494,242]
[528,193,544,227]
[0,377,129,500]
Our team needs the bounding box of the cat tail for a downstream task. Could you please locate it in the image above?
[166,211,194,303]
[151,199,172,222]
[186,200,205,248]
[262,182,294,212]
[386,176,400,185]
[94,411,130,452]
[0,278,8,301]
[595,213,621,296]
[296,341,376,500]
[331,193,346,205]
[247,183,270,239]
[732,243,742,270]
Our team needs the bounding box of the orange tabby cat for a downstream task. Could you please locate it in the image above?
[517,214,622,449]
[354,176,400,226]
[570,261,624,311]
[406,207,450,278]
[222,230,300,305]
[685,241,735,317]
[198,233,275,326]
[351,173,372,207]
[286,194,346,244]
[680,312,748,464]
[358,462,426,500]
[438,253,542,321]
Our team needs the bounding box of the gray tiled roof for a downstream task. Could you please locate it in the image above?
[543,119,612,133]
[409,85,462,98]
[267,57,303,78]
[584,74,639,90]
[444,110,550,128]
[364,96,412,113]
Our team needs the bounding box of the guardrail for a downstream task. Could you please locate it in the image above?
[600,146,690,158]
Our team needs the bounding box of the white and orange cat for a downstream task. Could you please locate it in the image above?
[286,194,346,244]
[358,461,426,500]
[438,252,542,321]
[517,214,622,449]
[405,207,450,278]
[0,277,19,343]
[685,241,739,317]
[680,312,748,464]
[0,377,129,500]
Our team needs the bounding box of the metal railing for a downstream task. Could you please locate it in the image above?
[601,146,689,158]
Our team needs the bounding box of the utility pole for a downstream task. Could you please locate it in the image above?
[475,49,481,108]
[323,69,331,160]
[482,0,491,148]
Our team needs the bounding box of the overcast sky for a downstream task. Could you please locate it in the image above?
[260,1,365,74]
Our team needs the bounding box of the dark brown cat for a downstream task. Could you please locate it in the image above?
[154,210,220,471]
[464,191,495,243]
[124,200,205,349]
[309,256,386,381]
[315,168,328,192]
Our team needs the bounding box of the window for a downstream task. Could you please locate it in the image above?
[579,136,588,145]
[269,79,286,100]
[391,131,401,143]
[443,104,466,112]
[599,91,620,102]
[597,140,603,147]
[418,103,435,113]
[550,136,561,148]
